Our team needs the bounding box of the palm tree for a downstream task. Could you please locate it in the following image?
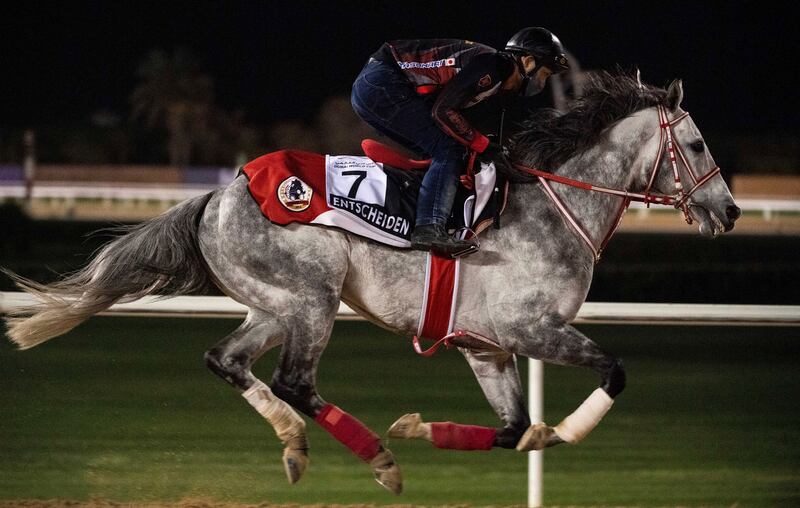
[130,47,214,166]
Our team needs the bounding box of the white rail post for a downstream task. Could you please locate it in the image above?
[528,358,544,508]
[23,130,36,203]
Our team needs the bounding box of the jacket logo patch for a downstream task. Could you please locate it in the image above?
[478,74,492,88]
[398,57,456,69]
[277,176,313,211]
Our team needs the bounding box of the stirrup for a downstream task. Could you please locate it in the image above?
[448,227,479,258]
[429,237,478,258]
[448,243,479,258]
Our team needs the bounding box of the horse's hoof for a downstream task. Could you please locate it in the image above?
[370,447,403,494]
[515,422,563,451]
[387,413,431,441]
[282,434,309,484]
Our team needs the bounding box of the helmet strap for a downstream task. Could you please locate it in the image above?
[510,53,524,74]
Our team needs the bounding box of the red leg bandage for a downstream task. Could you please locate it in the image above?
[315,404,381,461]
[431,422,496,450]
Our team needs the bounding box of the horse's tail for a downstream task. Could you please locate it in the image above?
[3,192,216,349]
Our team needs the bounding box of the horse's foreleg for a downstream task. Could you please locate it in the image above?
[203,312,309,484]
[388,349,530,450]
[270,323,403,494]
[388,413,498,450]
[463,349,532,448]
[509,318,626,450]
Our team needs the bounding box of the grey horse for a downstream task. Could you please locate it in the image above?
[4,71,740,494]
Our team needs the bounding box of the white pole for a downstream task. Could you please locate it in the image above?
[528,358,544,508]
[23,130,36,204]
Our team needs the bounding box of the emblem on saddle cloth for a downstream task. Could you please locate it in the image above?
[277,176,313,211]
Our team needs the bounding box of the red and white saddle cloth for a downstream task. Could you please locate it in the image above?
[242,142,507,354]
[242,144,506,248]
[243,149,414,247]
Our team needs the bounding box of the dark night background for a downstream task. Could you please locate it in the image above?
[1,7,799,505]
[2,1,797,133]
[1,1,798,305]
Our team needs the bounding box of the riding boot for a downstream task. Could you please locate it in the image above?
[410,223,478,257]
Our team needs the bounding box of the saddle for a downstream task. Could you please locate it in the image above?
[241,140,508,249]
[360,139,432,171]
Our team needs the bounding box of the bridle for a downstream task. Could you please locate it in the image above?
[510,104,721,261]
[413,105,723,357]
[646,105,722,215]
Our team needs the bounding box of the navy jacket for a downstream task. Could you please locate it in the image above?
[372,39,519,152]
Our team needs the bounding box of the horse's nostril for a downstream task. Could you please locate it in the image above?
[726,204,741,221]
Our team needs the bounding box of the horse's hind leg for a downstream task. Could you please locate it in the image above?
[388,349,532,450]
[206,308,402,492]
[270,316,403,494]
[508,317,626,451]
[203,310,310,484]
[199,177,398,490]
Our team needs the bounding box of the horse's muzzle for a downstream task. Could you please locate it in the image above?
[725,204,741,231]
[726,204,742,221]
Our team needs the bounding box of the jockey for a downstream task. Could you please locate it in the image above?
[351,27,569,256]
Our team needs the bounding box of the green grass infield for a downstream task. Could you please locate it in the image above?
[1,318,799,507]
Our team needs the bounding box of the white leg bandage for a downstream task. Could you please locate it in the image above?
[553,388,614,444]
[242,380,306,443]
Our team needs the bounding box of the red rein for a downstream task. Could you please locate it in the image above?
[510,105,720,260]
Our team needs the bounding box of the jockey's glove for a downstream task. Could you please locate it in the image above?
[481,141,507,159]
[478,141,512,173]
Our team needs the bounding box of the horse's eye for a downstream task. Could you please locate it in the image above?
[690,140,705,153]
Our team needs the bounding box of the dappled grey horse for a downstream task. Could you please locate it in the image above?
[5,71,740,494]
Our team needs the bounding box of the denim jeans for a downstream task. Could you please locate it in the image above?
[351,59,466,227]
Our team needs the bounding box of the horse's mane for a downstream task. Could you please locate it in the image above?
[505,69,668,181]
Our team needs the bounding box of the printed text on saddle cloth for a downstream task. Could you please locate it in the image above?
[324,155,499,246]
[325,155,413,244]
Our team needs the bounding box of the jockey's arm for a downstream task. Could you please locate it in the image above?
[431,52,516,153]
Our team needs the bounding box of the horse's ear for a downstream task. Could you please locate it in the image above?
[666,79,684,111]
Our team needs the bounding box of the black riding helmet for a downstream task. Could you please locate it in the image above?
[505,27,570,73]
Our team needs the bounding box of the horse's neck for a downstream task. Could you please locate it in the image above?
[517,111,658,253]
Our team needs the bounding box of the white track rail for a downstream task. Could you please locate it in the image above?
[2,184,799,219]
[0,183,216,202]
[628,197,800,219]
[2,293,799,325]
[1,292,798,507]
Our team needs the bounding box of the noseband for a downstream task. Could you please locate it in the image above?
[511,105,721,261]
